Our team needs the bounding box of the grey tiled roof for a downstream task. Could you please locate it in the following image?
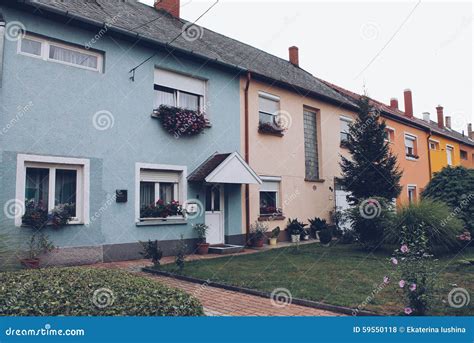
[22,0,353,107]
[188,153,230,182]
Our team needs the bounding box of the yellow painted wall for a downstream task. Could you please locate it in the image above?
[429,135,461,174]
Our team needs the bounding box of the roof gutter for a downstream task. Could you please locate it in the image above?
[0,12,5,88]
[244,71,251,244]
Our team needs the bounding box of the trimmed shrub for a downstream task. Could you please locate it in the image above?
[387,199,464,254]
[0,267,203,316]
[421,166,474,234]
[318,228,333,245]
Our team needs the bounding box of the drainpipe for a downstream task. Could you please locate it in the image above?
[427,129,432,180]
[0,13,5,88]
[244,72,251,243]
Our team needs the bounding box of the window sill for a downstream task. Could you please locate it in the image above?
[258,215,286,221]
[405,156,419,161]
[305,178,325,183]
[136,217,187,226]
[258,128,284,137]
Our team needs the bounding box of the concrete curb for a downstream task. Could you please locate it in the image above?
[142,267,378,316]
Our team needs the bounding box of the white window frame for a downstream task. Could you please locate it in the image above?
[339,116,353,143]
[15,154,90,227]
[258,91,281,122]
[18,34,103,73]
[404,132,418,160]
[384,126,395,143]
[446,144,454,166]
[429,139,440,150]
[259,176,281,216]
[407,184,417,203]
[135,162,187,222]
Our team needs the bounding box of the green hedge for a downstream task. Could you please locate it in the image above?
[0,267,203,316]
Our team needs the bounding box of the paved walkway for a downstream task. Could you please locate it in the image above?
[94,247,344,316]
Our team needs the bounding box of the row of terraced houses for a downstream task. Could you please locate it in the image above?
[0,0,473,265]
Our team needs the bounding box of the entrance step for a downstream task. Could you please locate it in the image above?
[208,244,244,255]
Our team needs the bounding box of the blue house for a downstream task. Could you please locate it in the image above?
[0,0,261,264]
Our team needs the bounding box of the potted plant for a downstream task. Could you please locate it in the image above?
[250,221,268,247]
[269,226,280,246]
[193,223,210,255]
[20,233,55,269]
[308,217,328,239]
[286,218,306,243]
[301,228,310,241]
[318,228,333,246]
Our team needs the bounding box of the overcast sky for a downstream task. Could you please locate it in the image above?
[141,0,473,133]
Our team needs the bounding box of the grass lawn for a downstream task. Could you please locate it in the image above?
[161,243,474,315]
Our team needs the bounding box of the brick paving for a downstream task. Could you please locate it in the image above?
[94,251,344,317]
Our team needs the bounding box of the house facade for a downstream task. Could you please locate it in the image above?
[0,0,261,264]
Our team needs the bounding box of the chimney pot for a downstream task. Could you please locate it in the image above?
[422,112,430,122]
[403,89,413,118]
[289,46,299,66]
[468,123,473,139]
[389,98,399,110]
[436,105,444,129]
[445,116,452,129]
[154,0,180,17]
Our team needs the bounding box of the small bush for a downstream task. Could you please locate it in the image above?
[338,229,356,244]
[308,217,327,238]
[175,235,187,272]
[0,267,203,316]
[387,199,464,253]
[140,240,163,267]
[318,228,333,245]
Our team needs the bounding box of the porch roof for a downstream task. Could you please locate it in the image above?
[188,152,262,185]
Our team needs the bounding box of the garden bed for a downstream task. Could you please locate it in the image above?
[0,267,203,316]
[159,243,474,315]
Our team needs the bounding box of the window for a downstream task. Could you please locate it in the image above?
[258,92,281,128]
[384,127,395,143]
[259,177,281,216]
[340,117,352,144]
[18,34,103,72]
[404,134,418,158]
[407,185,417,203]
[15,154,89,226]
[429,140,440,150]
[205,185,221,212]
[135,163,187,221]
[446,145,454,165]
[460,150,468,160]
[154,68,206,112]
[303,108,319,180]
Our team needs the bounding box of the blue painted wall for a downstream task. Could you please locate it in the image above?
[0,7,243,249]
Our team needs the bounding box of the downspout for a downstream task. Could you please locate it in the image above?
[427,129,432,180]
[0,12,5,88]
[244,71,251,243]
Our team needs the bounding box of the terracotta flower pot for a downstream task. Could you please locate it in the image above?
[20,258,40,269]
[253,238,264,248]
[197,243,210,255]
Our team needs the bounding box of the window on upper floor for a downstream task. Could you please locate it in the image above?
[259,177,282,217]
[18,34,103,72]
[340,116,352,145]
[384,127,395,143]
[460,150,468,160]
[446,145,454,166]
[407,185,417,203]
[154,68,206,112]
[429,140,440,150]
[404,134,418,159]
[258,92,286,135]
[303,108,319,181]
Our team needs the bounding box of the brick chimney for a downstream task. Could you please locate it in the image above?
[403,89,413,118]
[289,46,299,66]
[154,0,180,17]
[389,98,399,110]
[436,105,444,129]
[445,116,451,129]
[468,123,473,139]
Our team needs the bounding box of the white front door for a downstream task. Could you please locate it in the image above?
[205,185,224,245]
[335,182,352,232]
